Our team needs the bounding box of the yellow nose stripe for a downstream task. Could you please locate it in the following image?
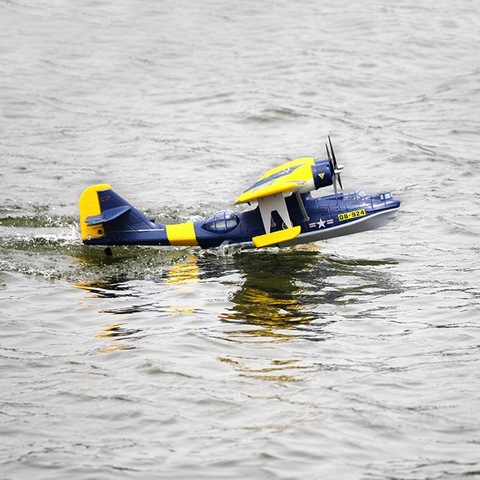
[166,222,198,246]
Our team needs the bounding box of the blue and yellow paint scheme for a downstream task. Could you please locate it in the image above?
[79,139,400,249]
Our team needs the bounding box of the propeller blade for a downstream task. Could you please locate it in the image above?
[328,135,337,169]
[325,142,332,164]
[328,136,344,194]
[326,136,343,198]
[325,142,335,182]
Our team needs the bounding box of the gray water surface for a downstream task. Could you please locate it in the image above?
[1,0,480,478]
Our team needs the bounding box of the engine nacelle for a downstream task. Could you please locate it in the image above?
[311,159,334,190]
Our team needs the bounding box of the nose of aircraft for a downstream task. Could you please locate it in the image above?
[372,192,401,209]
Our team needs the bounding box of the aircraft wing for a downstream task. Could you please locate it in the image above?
[235,157,316,204]
[234,158,319,247]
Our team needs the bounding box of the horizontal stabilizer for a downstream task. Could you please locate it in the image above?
[252,226,301,248]
[86,205,131,226]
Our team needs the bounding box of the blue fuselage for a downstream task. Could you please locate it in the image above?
[84,189,400,248]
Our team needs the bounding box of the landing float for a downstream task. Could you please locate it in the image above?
[79,138,400,249]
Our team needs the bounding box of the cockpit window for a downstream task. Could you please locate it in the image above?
[202,210,240,234]
[356,190,367,198]
[342,190,367,200]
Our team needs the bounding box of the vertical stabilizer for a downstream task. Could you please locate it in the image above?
[79,184,112,241]
[79,184,158,244]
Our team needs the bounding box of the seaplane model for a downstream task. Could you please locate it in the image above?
[79,138,400,249]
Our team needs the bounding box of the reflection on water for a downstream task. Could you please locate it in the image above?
[165,257,201,285]
[215,246,333,340]
[74,246,401,356]
[218,355,312,383]
[164,256,203,314]
[76,278,134,298]
[207,246,401,381]
[93,323,141,353]
[203,246,400,340]
[75,252,204,352]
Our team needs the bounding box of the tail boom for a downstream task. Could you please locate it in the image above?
[79,184,201,247]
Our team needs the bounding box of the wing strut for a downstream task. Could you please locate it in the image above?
[294,192,309,223]
[257,194,292,234]
[252,193,301,248]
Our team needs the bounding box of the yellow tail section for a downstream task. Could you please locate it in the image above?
[79,184,111,241]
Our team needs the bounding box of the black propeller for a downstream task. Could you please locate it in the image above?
[326,136,344,197]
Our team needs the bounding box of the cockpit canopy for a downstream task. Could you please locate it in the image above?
[342,190,367,200]
[202,210,240,234]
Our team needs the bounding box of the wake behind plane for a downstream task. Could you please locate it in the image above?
[79,138,400,250]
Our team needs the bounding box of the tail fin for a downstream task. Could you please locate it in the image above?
[79,184,156,243]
